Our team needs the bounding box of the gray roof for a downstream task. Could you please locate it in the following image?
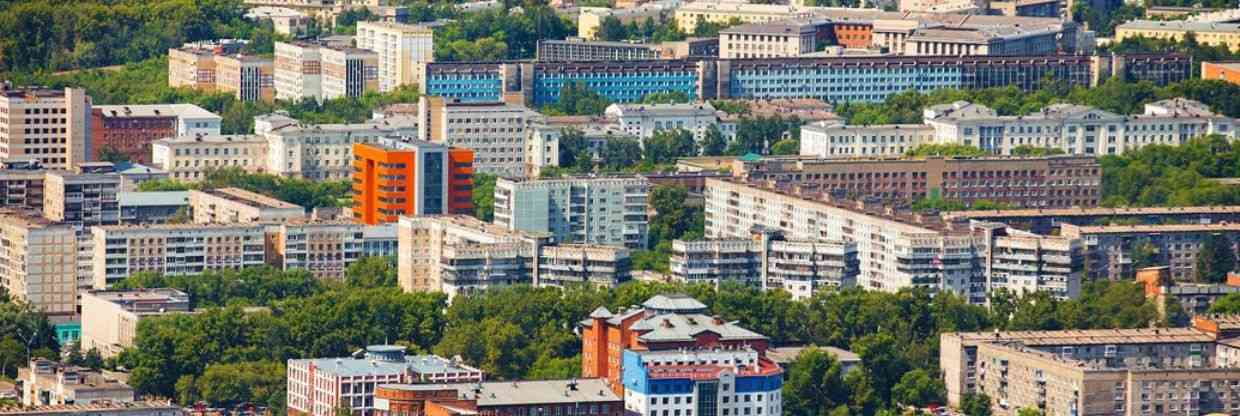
[1119,19,1240,33]
[721,20,819,36]
[642,294,708,312]
[589,306,614,319]
[766,345,860,365]
[291,353,479,377]
[380,378,620,407]
[117,191,190,208]
[631,313,766,343]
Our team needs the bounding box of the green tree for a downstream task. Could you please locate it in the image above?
[345,256,398,288]
[546,82,611,116]
[1010,145,1066,156]
[701,125,728,156]
[906,144,987,158]
[643,129,698,165]
[1016,408,1045,416]
[960,392,993,416]
[596,15,627,41]
[558,128,593,172]
[473,173,497,222]
[1196,233,1236,283]
[1209,292,1240,314]
[640,91,691,104]
[97,146,130,164]
[783,348,850,416]
[770,138,799,155]
[600,138,642,171]
[891,369,945,407]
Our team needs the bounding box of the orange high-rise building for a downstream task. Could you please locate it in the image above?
[352,139,474,225]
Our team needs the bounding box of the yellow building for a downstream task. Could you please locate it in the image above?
[674,1,807,33]
[1116,20,1240,52]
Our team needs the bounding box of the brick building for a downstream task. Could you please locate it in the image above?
[89,104,221,164]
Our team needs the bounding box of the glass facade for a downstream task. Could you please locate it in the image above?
[424,73,503,102]
[729,66,963,103]
[422,152,444,215]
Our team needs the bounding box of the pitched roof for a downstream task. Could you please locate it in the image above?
[632,313,767,343]
[642,294,708,311]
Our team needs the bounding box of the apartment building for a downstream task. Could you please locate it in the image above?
[20,359,134,406]
[944,205,1240,236]
[536,38,662,61]
[150,134,268,181]
[287,345,484,416]
[374,379,623,416]
[396,215,546,297]
[1062,223,1240,282]
[255,113,421,180]
[580,294,772,394]
[704,178,1083,303]
[269,221,396,280]
[189,187,306,224]
[973,221,1081,304]
[1117,20,1240,52]
[167,39,247,91]
[89,104,221,164]
[0,169,47,212]
[524,123,561,177]
[803,98,1236,157]
[604,102,726,145]
[91,223,267,289]
[1137,267,1240,318]
[319,46,379,100]
[274,41,325,101]
[0,210,77,320]
[719,21,819,59]
[672,234,859,300]
[493,176,650,249]
[351,139,474,225]
[0,85,90,170]
[418,97,540,177]
[355,21,435,92]
[215,54,276,103]
[117,191,190,224]
[79,289,191,358]
[537,244,632,288]
[43,171,121,288]
[735,155,1102,209]
[942,317,1240,416]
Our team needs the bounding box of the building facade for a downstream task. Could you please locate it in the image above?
[287,345,484,416]
[20,359,134,407]
[397,215,545,296]
[189,187,306,224]
[718,21,819,59]
[1062,223,1240,282]
[604,102,725,145]
[319,46,380,100]
[351,139,474,225]
[151,135,269,181]
[91,223,267,289]
[493,176,650,248]
[373,379,623,416]
[79,289,192,358]
[670,228,860,300]
[419,97,540,177]
[1202,61,1240,86]
[90,104,221,164]
[255,113,421,180]
[269,221,398,280]
[355,21,435,92]
[538,244,633,288]
[0,86,90,170]
[622,349,784,416]
[0,210,77,320]
[537,38,662,61]
[1117,20,1240,52]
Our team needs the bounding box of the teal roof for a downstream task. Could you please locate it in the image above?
[739,153,762,162]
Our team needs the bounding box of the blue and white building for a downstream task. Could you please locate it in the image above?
[621,348,783,416]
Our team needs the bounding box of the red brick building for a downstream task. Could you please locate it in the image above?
[579,294,770,395]
[90,104,220,164]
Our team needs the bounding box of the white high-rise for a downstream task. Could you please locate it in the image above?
[356,21,434,92]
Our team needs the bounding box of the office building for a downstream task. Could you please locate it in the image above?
[396,215,546,297]
[580,294,772,394]
[117,191,190,224]
[674,1,814,33]
[0,400,183,416]
[255,113,421,180]
[286,345,484,416]
[604,102,726,145]
[89,104,221,164]
[537,38,662,61]
[91,223,267,289]
[355,21,435,92]
[1202,61,1240,86]
[351,139,474,225]
[537,244,633,288]
[1117,20,1240,52]
[189,187,306,224]
[150,134,269,181]
[0,210,77,320]
[941,316,1240,416]
[373,379,623,416]
[719,21,819,59]
[0,85,90,170]
[704,178,1083,303]
[20,359,134,406]
[734,155,1102,209]
[168,40,273,102]
[79,289,192,358]
[319,46,380,100]
[269,221,397,280]
[1062,222,1240,282]
[493,176,650,248]
[274,41,326,101]
[418,97,540,177]
[621,348,784,416]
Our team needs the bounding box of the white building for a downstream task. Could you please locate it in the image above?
[419,97,540,177]
[670,234,860,300]
[605,102,726,145]
[718,21,819,59]
[355,21,434,92]
[494,176,650,249]
[274,41,325,101]
[286,345,483,416]
[151,135,269,181]
[90,223,267,289]
[621,348,783,416]
[801,98,1237,158]
[397,215,546,296]
[79,289,191,358]
[255,113,420,180]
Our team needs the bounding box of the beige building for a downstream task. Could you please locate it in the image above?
[675,1,811,34]
[79,289,191,358]
[276,40,379,102]
[0,85,90,170]
[274,41,326,101]
[355,21,434,92]
[0,210,77,320]
[397,215,545,298]
[320,46,379,100]
[1116,20,1240,52]
[91,223,267,289]
[0,169,48,212]
[43,171,121,289]
[168,40,273,102]
[215,54,275,103]
[150,134,269,181]
[189,187,306,224]
[537,244,632,288]
[269,221,396,280]
[719,21,819,59]
[419,96,540,177]
[254,112,420,180]
[20,359,134,407]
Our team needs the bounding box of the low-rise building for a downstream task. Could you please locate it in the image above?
[0,400,183,416]
[899,0,986,13]
[91,223,267,289]
[350,139,474,225]
[605,102,725,145]
[1117,20,1240,52]
[89,104,221,164]
[20,359,134,406]
[151,135,269,181]
[374,379,623,416]
[621,348,784,416]
[287,345,484,416]
[537,38,662,61]
[79,289,192,358]
[494,176,650,248]
[189,187,306,224]
[0,210,77,320]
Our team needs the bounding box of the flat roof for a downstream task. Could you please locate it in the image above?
[293,354,480,377]
[198,187,303,210]
[944,205,1240,220]
[93,104,220,120]
[1119,19,1240,33]
[118,191,190,207]
[85,288,190,304]
[951,327,1216,346]
[1064,223,1240,234]
[381,379,620,407]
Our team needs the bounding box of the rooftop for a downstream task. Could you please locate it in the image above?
[606,102,718,117]
[292,348,481,377]
[0,400,179,415]
[642,293,709,312]
[0,209,61,228]
[197,187,303,210]
[380,378,620,407]
[766,345,860,364]
[720,20,819,35]
[1119,19,1240,33]
[950,327,1216,346]
[85,288,191,313]
[1062,222,1240,235]
[154,134,265,145]
[93,104,220,120]
[631,313,767,343]
[117,191,190,207]
[942,205,1240,220]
